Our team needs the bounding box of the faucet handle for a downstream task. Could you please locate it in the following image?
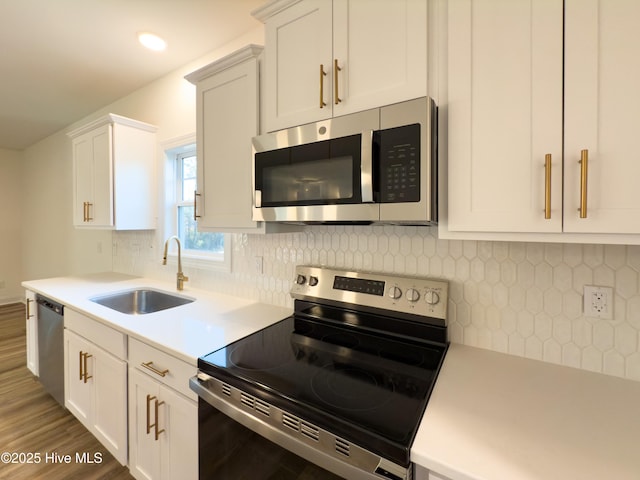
[176,272,189,291]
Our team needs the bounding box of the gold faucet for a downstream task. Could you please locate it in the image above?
[162,236,189,291]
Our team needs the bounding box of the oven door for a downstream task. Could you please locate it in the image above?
[252,109,380,223]
[192,376,408,480]
[197,396,344,480]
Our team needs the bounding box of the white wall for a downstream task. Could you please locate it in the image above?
[0,148,23,303]
[21,27,264,283]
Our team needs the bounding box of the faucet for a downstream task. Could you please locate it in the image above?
[162,236,189,291]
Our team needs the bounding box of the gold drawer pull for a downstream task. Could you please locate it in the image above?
[142,361,169,377]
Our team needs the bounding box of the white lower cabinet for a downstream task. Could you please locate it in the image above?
[25,290,38,376]
[64,326,128,465]
[128,338,198,480]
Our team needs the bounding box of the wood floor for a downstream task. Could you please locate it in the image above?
[0,303,134,480]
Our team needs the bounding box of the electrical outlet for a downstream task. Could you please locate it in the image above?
[583,285,613,319]
[0,281,5,289]
[254,256,263,275]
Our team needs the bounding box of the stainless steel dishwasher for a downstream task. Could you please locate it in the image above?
[36,295,64,406]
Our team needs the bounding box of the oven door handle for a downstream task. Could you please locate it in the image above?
[361,130,374,203]
[189,376,408,480]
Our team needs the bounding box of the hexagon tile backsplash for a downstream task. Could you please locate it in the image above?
[113,225,640,382]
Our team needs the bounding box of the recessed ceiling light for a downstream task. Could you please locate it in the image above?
[138,32,167,52]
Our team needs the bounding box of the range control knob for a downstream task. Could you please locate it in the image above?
[296,274,307,285]
[308,276,319,287]
[406,288,420,303]
[424,290,440,306]
[388,286,402,300]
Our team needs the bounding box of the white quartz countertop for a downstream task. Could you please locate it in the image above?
[22,273,291,365]
[412,343,640,480]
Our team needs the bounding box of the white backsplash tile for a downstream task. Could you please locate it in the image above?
[112,226,640,382]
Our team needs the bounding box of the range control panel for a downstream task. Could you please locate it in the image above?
[290,265,448,323]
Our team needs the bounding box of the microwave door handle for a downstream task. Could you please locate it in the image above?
[361,130,374,203]
[255,190,262,208]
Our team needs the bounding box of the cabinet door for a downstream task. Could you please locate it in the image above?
[65,329,127,465]
[25,290,38,376]
[446,0,563,233]
[564,0,640,233]
[196,56,260,231]
[92,345,128,465]
[159,385,198,480]
[64,330,93,425]
[72,123,113,227]
[332,0,427,117]
[129,368,198,480]
[264,0,333,131]
[129,368,161,480]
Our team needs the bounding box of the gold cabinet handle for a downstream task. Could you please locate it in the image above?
[146,395,165,441]
[83,202,93,222]
[154,398,165,441]
[83,202,87,222]
[544,154,552,219]
[334,59,342,105]
[194,190,201,220]
[319,64,327,108]
[79,351,92,383]
[579,149,588,218]
[141,361,169,378]
[26,298,33,319]
[83,352,93,383]
[146,394,153,435]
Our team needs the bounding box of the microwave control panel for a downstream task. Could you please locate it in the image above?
[376,123,421,203]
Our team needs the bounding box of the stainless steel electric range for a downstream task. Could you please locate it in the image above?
[190,266,448,480]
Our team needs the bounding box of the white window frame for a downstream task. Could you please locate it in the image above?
[160,134,231,273]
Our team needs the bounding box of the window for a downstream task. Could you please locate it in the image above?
[163,139,230,271]
[175,151,225,257]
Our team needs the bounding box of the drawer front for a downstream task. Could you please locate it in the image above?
[129,337,197,401]
[64,308,127,360]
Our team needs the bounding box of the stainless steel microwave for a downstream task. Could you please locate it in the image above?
[251,96,437,225]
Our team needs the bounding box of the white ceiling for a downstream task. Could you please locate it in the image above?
[0,0,264,151]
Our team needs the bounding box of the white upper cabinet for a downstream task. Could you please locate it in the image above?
[186,45,298,234]
[445,0,640,241]
[186,46,261,232]
[446,0,563,233]
[564,0,640,234]
[255,0,428,132]
[68,114,157,230]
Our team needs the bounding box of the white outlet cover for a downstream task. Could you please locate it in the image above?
[583,285,613,319]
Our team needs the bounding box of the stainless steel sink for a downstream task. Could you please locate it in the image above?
[90,288,194,315]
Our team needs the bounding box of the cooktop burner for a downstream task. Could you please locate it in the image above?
[310,363,395,412]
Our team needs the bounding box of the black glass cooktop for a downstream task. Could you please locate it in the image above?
[198,304,447,466]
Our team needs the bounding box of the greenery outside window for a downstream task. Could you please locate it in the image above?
[163,138,230,272]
